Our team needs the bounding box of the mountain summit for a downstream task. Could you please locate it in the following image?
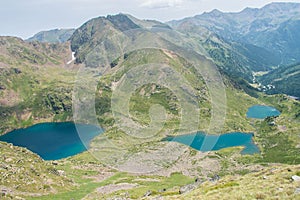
[168,2,300,65]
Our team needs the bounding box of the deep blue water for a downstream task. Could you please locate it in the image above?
[247,105,280,119]
[162,132,259,154]
[0,122,103,160]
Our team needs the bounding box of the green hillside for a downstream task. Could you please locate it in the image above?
[0,36,76,134]
[259,63,300,98]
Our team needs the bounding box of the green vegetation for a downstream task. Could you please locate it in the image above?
[251,95,300,164]
[167,165,300,200]
[0,142,73,198]
[260,63,300,98]
[79,172,194,199]
[203,35,269,82]
[0,36,76,135]
[24,150,194,200]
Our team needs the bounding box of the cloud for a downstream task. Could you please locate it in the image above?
[140,0,184,9]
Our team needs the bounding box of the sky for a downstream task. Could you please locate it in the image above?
[1,0,300,39]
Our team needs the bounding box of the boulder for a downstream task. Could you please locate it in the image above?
[179,183,197,194]
[52,161,58,166]
[13,68,22,74]
[107,198,128,200]
[158,188,166,193]
[292,175,300,182]
[143,190,152,197]
[209,174,220,182]
[57,170,65,176]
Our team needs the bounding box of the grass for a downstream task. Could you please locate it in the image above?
[86,172,195,199]
[250,94,300,164]
[166,165,300,200]
[0,64,76,135]
[29,154,194,200]
[0,142,73,198]
[29,180,100,200]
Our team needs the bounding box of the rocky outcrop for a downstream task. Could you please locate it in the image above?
[179,178,203,194]
[143,190,152,197]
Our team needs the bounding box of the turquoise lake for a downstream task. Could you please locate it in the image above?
[0,122,103,160]
[247,105,280,119]
[162,132,259,154]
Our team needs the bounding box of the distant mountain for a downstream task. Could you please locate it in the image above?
[168,2,300,65]
[259,63,300,98]
[27,28,75,43]
[70,14,139,64]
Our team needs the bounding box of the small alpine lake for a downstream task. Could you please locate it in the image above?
[162,132,260,154]
[0,122,103,160]
[247,105,280,119]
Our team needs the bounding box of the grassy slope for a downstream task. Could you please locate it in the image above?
[25,151,194,200]
[0,37,76,135]
[166,165,300,200]
[0,142,73,199]
[254,95,300,164]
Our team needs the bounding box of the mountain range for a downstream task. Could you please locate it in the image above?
[26,3,300,98]
[168,2,300,65]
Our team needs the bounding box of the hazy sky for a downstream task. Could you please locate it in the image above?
[1,0,300,39]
